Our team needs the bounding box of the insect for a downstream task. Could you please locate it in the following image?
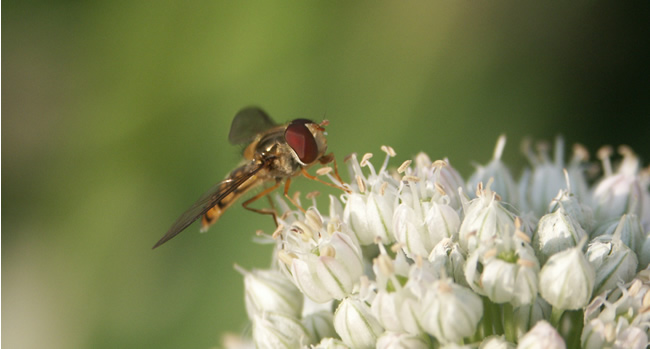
[152,107,345,249]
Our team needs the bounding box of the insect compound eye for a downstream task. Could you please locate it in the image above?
[284,119,319,164]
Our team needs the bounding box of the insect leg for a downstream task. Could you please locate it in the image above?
[283,178,307,213]
[242,180,282,225]
[301,167,351,193]
[318,153,350,192]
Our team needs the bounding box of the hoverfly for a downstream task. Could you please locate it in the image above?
[152,107,345,249]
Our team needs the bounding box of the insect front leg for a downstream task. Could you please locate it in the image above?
[283,178,307,213]
[302,153,351,193]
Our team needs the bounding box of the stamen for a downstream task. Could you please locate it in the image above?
[597,145,613,177]
[563,168,571,193]
[381,145,396,157]
[375,254,394,275]
[517,259,537,268]
[356,175,366,193]
[320,244,336,258]
[435,182,446,196]
[272,224,285,239]
[278,250,297,266]
[306,191,320,199]
[572,143,589,162]
[493,135,507,160]
[360,153,373,167]
[483,248,498,259]
[380,181,388,196]
[432,160,447,168]
[305,209,323,232]
[316,167,333,176]
[402,175,420,182]
[397,160,412,174]
[438,280,452,293]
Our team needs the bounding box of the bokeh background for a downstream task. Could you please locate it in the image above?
[3,2,649,348]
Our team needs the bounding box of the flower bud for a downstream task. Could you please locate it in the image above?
[240,267,303,319]
[479,335,515,349]
[412,153,465,209]
[519,137,572,218]
[252,312,312,349]
[516,320,566,349]
[419,279,483,344]
[333,297,384,349]
[513,297,552,339]
[342,151,399,245]
[639,234,650,268]
[592,214,644,255]
[311,338,349,349]
[533,207,587,264]
[468,135,519,205]
[428,238,466,285]
[302,310,336,343]
[459,182,517,252]
[592,146,650,229]
[548,188,594,235]
[539,242,595,310]
[371,288,420,335]
[481,256,539,306]
[287,231,364,302]
[376,332,429,349]
[586,235,638,295]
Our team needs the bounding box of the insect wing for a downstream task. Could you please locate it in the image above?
[228,107,277,145]
[152,161,267,249]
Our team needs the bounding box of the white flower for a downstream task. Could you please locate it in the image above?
[513,297,552,339]
[370,245,420,334]
[419,278,483,344]
[592,214,645,256]
[586,235,638,295]
[410,153,465,209]
[302,310,336,344]
[252,312,312,349]
[310,337,349,349]
[458,181,518,252]
[547,186,594,235]
[333,297,384,349]
[465,227,539,306]
[533,207,587,264]
[539,241,595,310]
[519,138,573,218]
[479,335,516,349]
[468,135,519,205]
[393,197,460,258]
[376,332,430,349]
[278,209,364,303]
[428,238,466,285]
[592,146,650,230]
[342,149,400,245]
[581,273,650,349]
[639,234,650,268]
[392,156,462,258]
[239,267,304,319]
[516,320,566,349]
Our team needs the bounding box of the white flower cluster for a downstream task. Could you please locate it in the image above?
[231,137,650,349]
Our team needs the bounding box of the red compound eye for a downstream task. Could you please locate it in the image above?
[284,119,319,164]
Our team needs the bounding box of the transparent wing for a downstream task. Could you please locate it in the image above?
[152,160,267,249]
[228,107,277,145]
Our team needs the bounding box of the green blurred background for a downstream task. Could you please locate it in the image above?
[3,2,649,348]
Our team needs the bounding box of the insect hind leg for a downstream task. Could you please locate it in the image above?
[242,180,282,226]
